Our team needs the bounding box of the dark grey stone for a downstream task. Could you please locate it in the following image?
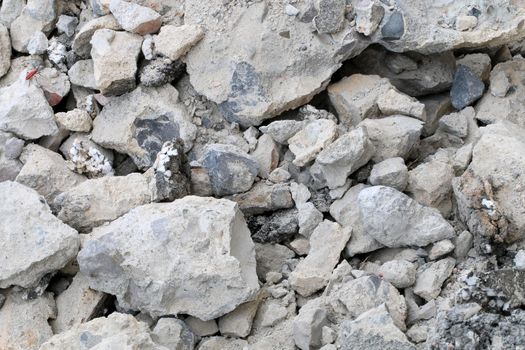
[139,58,185,87]
[450,65,485,110]
[248,209,298,243]
[153,139,191,202]
[381,11,405,40]
[133,115,180,165]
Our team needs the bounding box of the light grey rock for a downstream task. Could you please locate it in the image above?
[290,182,311,205]
[109,0,161,35]
[68,59,97,89]
[369,157,408,191]
[438,110,468,138]
[314,0,346,34]
[456,53,491,82]
[41,313,166,350]
[0,0,25,27]
[51,273,108,334]
[453,230,473,259]
[358,186,455,248]
[228,182,293,215]
[413,257,456,301]
[428,239,455,260]
[218,297,261,338]
[56,15,78,37]
[26,31,48,55]
[290,220,352,297]
[90,29,143,96]
[312,126,375,189]
[0,23,11,78]
[0,292,56,350]
[377,88,426,120]
[0,131,23,182]
[289,237,310,256]
[455,15,478,31]
[91,84,196,169]
[55,109,92,132]
[406,323,428,343]
[490,69,511,97]
[185,316,219,337]
[16,144,86,205]
[34,67,71,107]
[406,156,455,217]
[298,202,323,238]
[515,250,525,270]
[197,336,248,350]
[289,118,338,167]
[420,93,454,136]
[73,14,121,58]
[0,77,57,140]
[378,260,417,289]
[354,0,384,36]
[255,243,295,281]
[338,304,415,350]
[78,196,259,320]
[452,122,525,243]
[53,173,153,232]
[328,74,392,127]
[9,0,56,53]
[155,24,204,60]
[330,184,383,256]
[293,298,328,350]
[0,181,79,288]
[4,136,23,159]
[201,143,259,196]
[328,275,407,331]
[251,133,279,178]
[269,167,291,183]
[260,120,305,144]
[152,318,197,350]
[358,116,423,162]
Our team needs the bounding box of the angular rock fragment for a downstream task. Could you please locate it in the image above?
[456,53,491,82]
[68,59,97,89]
[378,259,417,289]
[338,304,415,350]
[358,186,455,248]
[0,292,56,350]
[55,109,93,132]
[201,143,259,196]
[293,299,328,350]
[438,110,468,138]
[40,313,165,350]
[54,173,153,232]
[298,202,323,238]
[34,67,71,107]
[51,273,108,334]
[61,136,114,178]
[260,120,305,144]
[453,122,525,243]
[79,196,259,320]
[369,157,408,191]
[450,65,485,110]
[312,126,374,189]
[91,84,196,169]
[16,144,86,205]
[90,29,143,96]
[254,243,295,280]
[314,0,346,34]
[219,297,261,338]
[249,208,298,244]
[288,118,337,166]
[56,14,78,37]
[0,77,57,140]
[198,337,248,350]
[290,220,351,296]
[152,318,197,350]
[228,182,293,215]
[0,131,23,182]
[9,0,56,53]
[109,0,161,35]
[139,58,185,87]
[354,0,384,36]
[413,257,456,301]
[358,116,423,162]
[0,181,79,288]
[73,15,121,58]
[377,88,426,120]
[0,0,25,27]
[155,24,204,61]
[251,133,280,178]
[185,316,218,337]
[428,239,455,260]
[0,23,10,78]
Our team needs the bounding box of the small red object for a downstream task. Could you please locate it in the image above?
[25,68,39,80]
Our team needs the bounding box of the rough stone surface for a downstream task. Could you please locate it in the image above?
[312,126,375,189]
[109,0,161,35]
[288,118,338,167]
[0,77,57,140]
[40,313,166,350]
[450,65,485,110]
[338,304,416,350]
[413,257,456,301]
[73,15,121,58]
[9,0,56,53]
[91,84,196,169]
[378,259,417,289]
[251,133,280,178]
[55,109,93,132]
[68,59,97,89]
[0,292,56,350]
[293,299,328,350]
[78,196,259,320]
[152,318,197,350]
[228,182,293,215]
[377,88,426,120]
[0,23,11,78]
[358,116,423,162]
[155,24,204,61]
[369,157,408,191]
[358,186,455,248]
[218,297,261,338]
[290,220,351,296]
[91,29,143,96]
[0,181,79,288]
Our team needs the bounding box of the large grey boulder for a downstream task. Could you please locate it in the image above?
[0,181,79,288]
[358,186,455,248]
[0,77,57,140]
[453,122,525,243]
[40,313,168,350]
[0,23,10,78]
[91,84,196,169]
[78,196,259,320]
